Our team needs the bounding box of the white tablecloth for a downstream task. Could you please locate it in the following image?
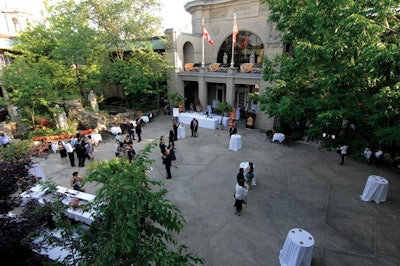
[272,133,286,143]
[141,116,149,123]
[51,143,58,153]
[279,228,315,266]
[240,162,256,186]
[177,125,186,139]
[56,186,96,202]
[360,175,388,203]
[91,133,102,143]
[178,112,219,129]
[229,134,242,151]
[110,126,122,135]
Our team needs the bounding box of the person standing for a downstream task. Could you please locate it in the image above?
[236,168,245,184]
[58,140,68,164]
[339,144,348,165]
[70,171,85,192]
[135,118,142,142]
[159,136,166,154]
[173,118,179,141]
[229,121,237,137]
[161,148,172,179]
[75,140,87,167]
[64,140,76,167]
[234,179,248,216]
[193,119,199,137]
[129,119,136,141]
[190,118,195,137]
[246,162,255,190]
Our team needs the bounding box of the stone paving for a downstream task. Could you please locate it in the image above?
[38,114,400,266]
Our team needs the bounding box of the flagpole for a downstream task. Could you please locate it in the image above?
[230,14,236,68]
[201,18,205,68]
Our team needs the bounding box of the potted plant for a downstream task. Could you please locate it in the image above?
[215,102,233,127]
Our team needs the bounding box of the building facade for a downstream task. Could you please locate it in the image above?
[164,0,283,129]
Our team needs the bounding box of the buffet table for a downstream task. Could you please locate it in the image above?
[178,112,219,129]
[360,175,388,204]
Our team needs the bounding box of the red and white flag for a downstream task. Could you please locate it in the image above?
[202,22,214,46]
[232,15,238,46]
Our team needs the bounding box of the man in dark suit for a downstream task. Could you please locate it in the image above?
[190,118,195,137]
[229,120,237,137]
[135,118,142,142]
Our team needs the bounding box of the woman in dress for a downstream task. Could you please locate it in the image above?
[246,162,255,190]
[58,140,68,164]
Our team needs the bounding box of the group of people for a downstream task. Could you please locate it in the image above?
[114,134,136,162]
[60,133,95,168]
[119,118,143,143]
[363,147,384,164]
[159,121,179,179]
[234,162,255,216]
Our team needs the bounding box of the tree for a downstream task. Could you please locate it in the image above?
[33,142,205,265]
[259,0,400,153]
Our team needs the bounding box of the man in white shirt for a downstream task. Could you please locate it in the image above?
[64,140,76,167]
[339,145,348,165]
[234,179,248,216]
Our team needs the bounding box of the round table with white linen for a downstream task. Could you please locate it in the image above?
[360,175,388,203]
[177,125,186,139]
[279,228,315,266]
[272,132,285,143]
[229,134,242,151]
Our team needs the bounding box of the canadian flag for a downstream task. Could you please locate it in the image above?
[202,23,214,46]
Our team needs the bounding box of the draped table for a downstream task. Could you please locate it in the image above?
[360,175,388,203]
[272,133,286,143]
[229,134,242,151]
[279,228,315,266]
[177,125,186,139]
[178,112,219,129]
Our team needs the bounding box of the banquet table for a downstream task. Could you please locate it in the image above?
[177,125,186,139]
[229,134,242,151]
[178,112,219,129]
[110,126,122,135]
[360,175,388,203]
[279,228,315,266]
[239,162,256,186]
[272,133,286,143]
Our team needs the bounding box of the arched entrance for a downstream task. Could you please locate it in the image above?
[217,31,264,67]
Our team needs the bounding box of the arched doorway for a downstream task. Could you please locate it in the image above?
[217,31,264,67]
[183,42,195,66]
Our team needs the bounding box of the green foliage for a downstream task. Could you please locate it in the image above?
[167,92,185,108]
[36,142,204,265]
[112,49,170,110]
[81,141,204,265]
[261,0,400,154]
[215,102,233,114]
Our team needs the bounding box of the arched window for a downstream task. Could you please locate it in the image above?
[218,31,264,67]
[183,41,195,65]
[12,17,19,33]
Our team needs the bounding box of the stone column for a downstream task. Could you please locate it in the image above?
[226,67,237,105]
[198,67,207,109]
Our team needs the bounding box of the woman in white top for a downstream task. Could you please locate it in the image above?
[339,145,348,165]
[234,179,248,216]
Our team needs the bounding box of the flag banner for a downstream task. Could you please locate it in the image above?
[202,23,214,46]
[233,16,238,46]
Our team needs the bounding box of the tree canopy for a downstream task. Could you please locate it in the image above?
[260,0,400,153]
[1,0,169,128]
